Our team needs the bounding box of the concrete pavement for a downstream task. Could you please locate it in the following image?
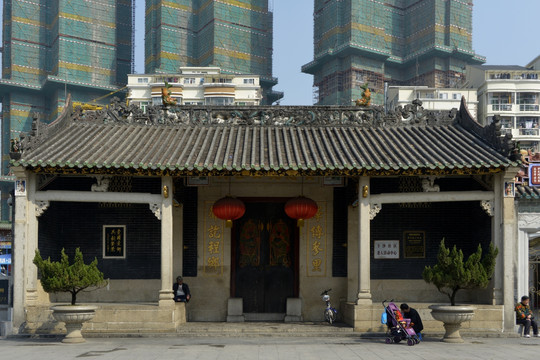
[1,335,539,359]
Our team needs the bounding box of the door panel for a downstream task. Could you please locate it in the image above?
[233,201,296,313]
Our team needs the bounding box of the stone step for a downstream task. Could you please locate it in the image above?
[174,322,355,337]
[79,322,356,338]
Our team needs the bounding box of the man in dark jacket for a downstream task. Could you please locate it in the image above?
[173,276,191,302]
[400,303,423,336]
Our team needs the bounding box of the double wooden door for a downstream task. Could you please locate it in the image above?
[232,201,298,313]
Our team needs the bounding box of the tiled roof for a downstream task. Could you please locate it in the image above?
[10,96,519,176]
[516,184,540,200]
[13,123,516,176]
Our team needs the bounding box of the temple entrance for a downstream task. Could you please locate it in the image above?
[232,200,298,314]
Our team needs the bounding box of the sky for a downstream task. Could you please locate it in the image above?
[0,1,537,106]
[133,0,540,105]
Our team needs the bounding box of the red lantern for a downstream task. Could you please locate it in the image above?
[284,196,318,227]
[212,196,245,227]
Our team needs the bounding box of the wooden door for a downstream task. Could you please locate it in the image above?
[232,201,297,313]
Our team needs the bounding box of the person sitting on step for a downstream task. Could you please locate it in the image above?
[173,276,191,303]
[515,295,539,338]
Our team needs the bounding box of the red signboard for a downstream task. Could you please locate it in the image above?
[529,164,540,186]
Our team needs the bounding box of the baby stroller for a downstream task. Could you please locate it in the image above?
[381,300,421,346]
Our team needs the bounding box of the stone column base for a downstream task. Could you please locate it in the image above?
[284,298,302,322]
[227,298,244,322]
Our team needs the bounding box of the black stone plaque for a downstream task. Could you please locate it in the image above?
[403,231,425,259]
[103,225,126,258]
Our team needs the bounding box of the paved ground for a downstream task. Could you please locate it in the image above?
[1,335,539,359]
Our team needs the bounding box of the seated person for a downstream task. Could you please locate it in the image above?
[516,295,539,338]
[400,303,424,336]
[173,276,191,303]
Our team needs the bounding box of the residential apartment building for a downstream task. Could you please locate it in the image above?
[145,0,281,104]
[387,86,478,119]
[302,0,484,105]
[127,67,262,108]
[0,0,133,220]
[467,60,540,152]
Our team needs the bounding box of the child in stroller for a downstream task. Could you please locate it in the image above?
[381,301,421,346]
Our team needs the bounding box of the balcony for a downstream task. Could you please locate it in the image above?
[490,104,513,112]
[519,104,540,112]
[518,128,540,136]
[507,128,540,138]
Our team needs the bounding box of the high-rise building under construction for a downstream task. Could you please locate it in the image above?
[145,0,282,105]
[0,0,133,218]
[302,0,485,105]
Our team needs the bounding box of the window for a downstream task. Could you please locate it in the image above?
[152,97,163,106]
[184,78,196,84]
[212,78,232,84]
[438,93,448,100]
[137,78,148,83]
[420,92,435,99]
[140,101,149,113]
[452,93,461,100]
[517,93,539,111]
[243,78,255,84]
[205,97,234,105]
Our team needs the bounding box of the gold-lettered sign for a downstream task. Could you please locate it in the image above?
[306,201,327,277]
[203,201,225,276]
[0,280,8,305]
[403,231,426,259]
[103,225,126,259]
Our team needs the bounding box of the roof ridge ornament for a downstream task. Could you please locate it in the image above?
[455,97,518,160]
[68,99,458,128]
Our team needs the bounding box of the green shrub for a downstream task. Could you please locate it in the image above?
[33,248,106,305]
[422,239,498,306]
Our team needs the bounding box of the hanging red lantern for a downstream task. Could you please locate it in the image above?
[212,196,246,227]
[284,196,318,227]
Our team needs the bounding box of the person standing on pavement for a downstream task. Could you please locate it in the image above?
[400,303,423,338]
[515,295,539,338]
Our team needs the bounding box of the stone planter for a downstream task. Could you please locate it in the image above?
[429,305,475,343]
[51,305,97,343]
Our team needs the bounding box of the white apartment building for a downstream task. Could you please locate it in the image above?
[466,60,540,152]
[387,86,478,119]
[127,67,262,110]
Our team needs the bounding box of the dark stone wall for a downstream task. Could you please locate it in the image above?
[38,201,161,279]
[370,201,492,279]
[332,187,348,277]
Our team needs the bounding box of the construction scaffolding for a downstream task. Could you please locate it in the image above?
[145,0,280,104]
[1,0,133,175]
[304,0,484,105]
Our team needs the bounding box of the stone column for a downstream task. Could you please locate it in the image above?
[11,167,28,331]
[159,176,174,306]
[357,177,372,304]
[501,170,518,332]
[491,174,504,306]
[25,172,39,306]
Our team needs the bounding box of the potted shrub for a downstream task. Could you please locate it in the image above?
[34,248,107,343]
[422,239,498,343]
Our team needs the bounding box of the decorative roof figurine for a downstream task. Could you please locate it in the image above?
[355,83,371,107]
[161,81,177,107]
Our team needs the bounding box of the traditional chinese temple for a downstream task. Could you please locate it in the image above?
[9,96,521,334]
